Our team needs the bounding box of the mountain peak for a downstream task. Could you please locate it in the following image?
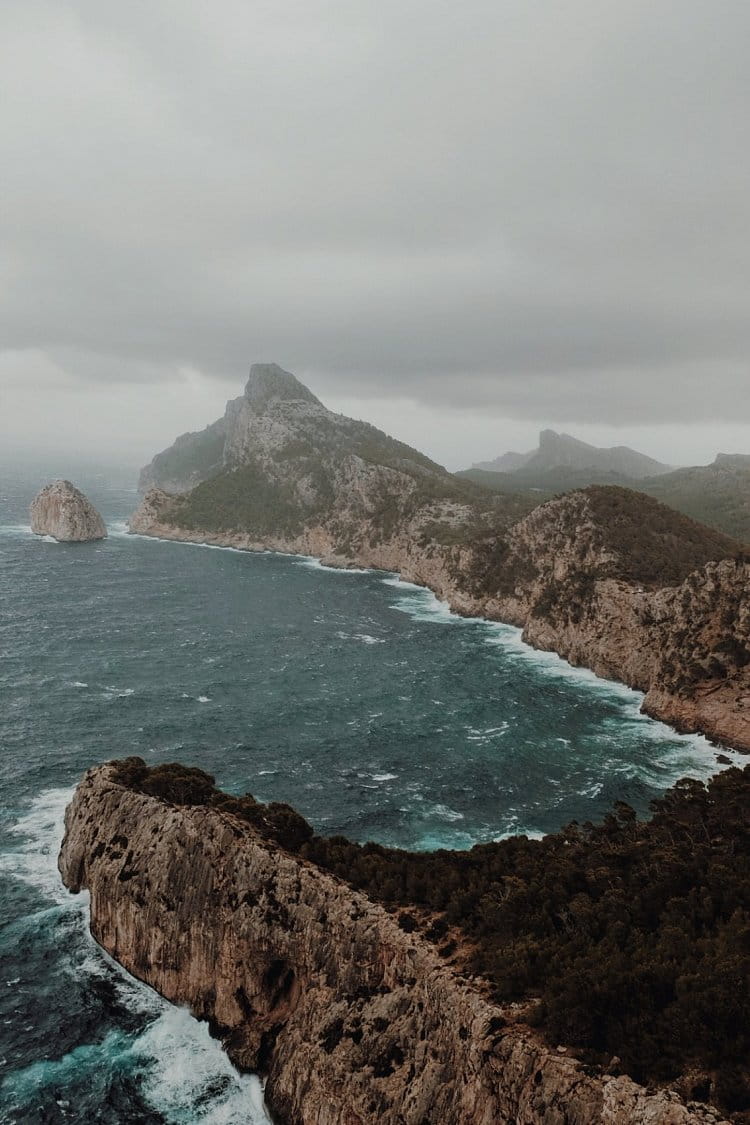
[244,363,322,409]
[538,429,595,452]
[713,452,750,469]
[473,430,670,479]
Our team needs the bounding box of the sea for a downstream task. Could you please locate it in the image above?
[0,463,741,1123]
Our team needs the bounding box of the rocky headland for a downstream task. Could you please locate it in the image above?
[59,762,734,1125]
[30,479,107,542]
[130,364,750,752]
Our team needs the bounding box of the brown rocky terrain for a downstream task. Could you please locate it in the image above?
[30,479,107,542]
[59,764,730,1125]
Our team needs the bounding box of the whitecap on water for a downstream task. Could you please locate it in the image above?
[0,786,77,907]
[102,686,136,700]
[294,557,370,574]
[107,520,131,537]
[0,524,33,538]
[383,572,745,794]
[133,1007,269,1124]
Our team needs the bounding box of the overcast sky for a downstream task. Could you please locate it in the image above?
[1,0,749,471]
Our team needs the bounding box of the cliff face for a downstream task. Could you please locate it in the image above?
[30,480,107,542]
[131,473,750,751]
[59,765,728,1125]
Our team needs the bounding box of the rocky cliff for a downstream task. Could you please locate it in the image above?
[131,369,749,751]
[30,480,107,542]
[463,489,750,750]
[59,764,729,1125]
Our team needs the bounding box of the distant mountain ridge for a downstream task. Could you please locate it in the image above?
[473,429,672,479]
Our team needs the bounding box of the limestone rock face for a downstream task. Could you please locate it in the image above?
[30,480,107,542]
[59,765,728,1125]
[138,363,327,494]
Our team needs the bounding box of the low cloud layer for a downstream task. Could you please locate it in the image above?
[2,0,749,459]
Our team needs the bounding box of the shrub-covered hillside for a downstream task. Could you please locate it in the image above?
[113,757,750,1120]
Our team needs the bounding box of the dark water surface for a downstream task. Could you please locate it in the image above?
[0,465,737,1122]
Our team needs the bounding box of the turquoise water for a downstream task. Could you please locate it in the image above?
[0,465,738,1122]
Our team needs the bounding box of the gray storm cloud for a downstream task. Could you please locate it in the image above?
[1,0,749,439]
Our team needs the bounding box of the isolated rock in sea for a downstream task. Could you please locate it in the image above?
[30,480,107,542]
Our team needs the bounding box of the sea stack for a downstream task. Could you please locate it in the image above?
[30,480,107,542]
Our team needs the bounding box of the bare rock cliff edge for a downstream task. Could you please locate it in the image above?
[59,765,727,1125]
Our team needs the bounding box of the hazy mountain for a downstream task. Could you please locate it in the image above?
[460,448,750,543]
[473,429,672,479]
[642,456,750,542]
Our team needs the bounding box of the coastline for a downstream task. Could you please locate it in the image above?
[125,517,750,756]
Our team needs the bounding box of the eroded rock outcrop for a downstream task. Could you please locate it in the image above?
[30,480,107,542]
[59,765,728,1125]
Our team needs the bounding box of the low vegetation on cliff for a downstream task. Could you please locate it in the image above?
[466,485,742,607]
[460,462,750,544]
[111,757,750,1119]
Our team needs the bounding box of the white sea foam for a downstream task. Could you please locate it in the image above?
[382,573,744,788]
[102,686,136,700]
[0,523,33,538]
[2,788,273,1123]
[0,786,76,907]
[430,803,465,822]
[197,695,211,703]
[107,520,130,537]
[371,773,398,782]
[124,528,257,556]
[336,630,385,645]
[135,1007,269,1124]
[294,557,370,574]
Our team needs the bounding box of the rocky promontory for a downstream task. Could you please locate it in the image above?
[59,763,730,1125]
[128,365,750,752]
[30,480,107,542]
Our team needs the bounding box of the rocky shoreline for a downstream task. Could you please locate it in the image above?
[129,497,750,755]
[59,764,730,1125]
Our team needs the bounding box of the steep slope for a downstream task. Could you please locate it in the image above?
[141,362,446,496]
[639,459,750,543]
[59,762,730,1125]
[459,457,750,544]
[131,370,748,750]
[474,447,536,472]
[138,364,325,494]
[473,429,671,479]
[132,364,540,584]
[463,489,749,748]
